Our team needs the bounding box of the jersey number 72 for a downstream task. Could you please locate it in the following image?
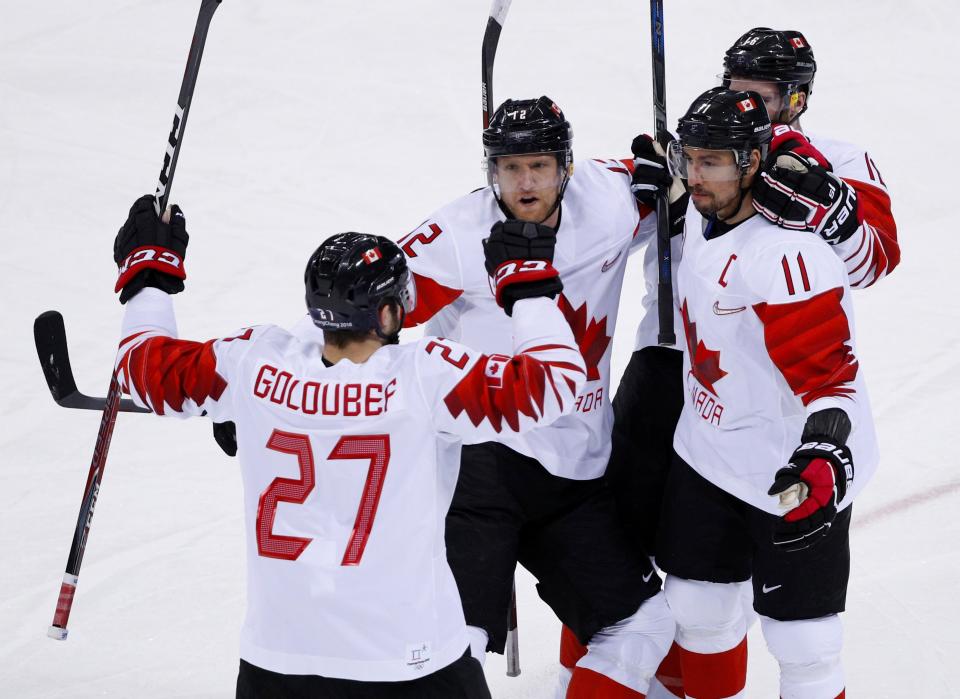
[257,430,391,565]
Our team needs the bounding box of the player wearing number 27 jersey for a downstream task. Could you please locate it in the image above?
[111,217,585,692]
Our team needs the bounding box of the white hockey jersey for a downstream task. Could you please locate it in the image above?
[115,289,585,681]
[633,129,900,352]
[399,158,659,480]
[673,207,878,515]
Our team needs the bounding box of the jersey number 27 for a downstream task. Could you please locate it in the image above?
[257,430,391,565]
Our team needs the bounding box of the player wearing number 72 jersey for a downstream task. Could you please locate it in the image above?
[110,199,586,698]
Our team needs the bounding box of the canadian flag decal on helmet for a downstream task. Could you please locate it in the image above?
[790,36,807,48]
[736,97,757,112]
[362,247,382,264]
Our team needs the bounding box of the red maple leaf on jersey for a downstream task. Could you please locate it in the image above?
[681,299,727,396]
[557,294,611,381]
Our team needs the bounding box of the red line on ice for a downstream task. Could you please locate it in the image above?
[854,478,960,529]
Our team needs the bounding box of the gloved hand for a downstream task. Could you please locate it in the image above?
[630,134,688,237]
[753,153,860,244]
[767,125,832,169]
[213,421,237,457]
[114,194,189,303]
[483,220,562,316]
[768,408,855,552]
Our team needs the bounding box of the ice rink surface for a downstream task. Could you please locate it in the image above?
[1,1,957,696]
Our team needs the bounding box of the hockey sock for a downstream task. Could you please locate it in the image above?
[653,642,685,698]
[560,624,587,669]
[677,636,747,699]
[567,667,646,699]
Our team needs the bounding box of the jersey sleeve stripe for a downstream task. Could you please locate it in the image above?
[844,176,900,284]
[753,287,858,407]
[443,353,581,433]
[118,334,228,415]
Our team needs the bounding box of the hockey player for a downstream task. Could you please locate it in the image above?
[399,97,676,698]
[654,87,877,699]
[110,195,588,698]
[580,28,901,698]
[723,27,899,287]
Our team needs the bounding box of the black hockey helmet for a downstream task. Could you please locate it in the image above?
[304,233,414,341]
[483,96,574,212]
[722,28,816,121]
[668,87,771,181]
[483,96,573,163]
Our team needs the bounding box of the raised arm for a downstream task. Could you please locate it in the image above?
[416,219,586,439]
[111,197,248,422]
[419,297,585,441]
[752,126,900,289]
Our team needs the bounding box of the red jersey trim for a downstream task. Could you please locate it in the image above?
[753,287,858,406]
[118,334,228,415]
[844,177,900,281]
[404,272,463,327]
[444,353,583,433]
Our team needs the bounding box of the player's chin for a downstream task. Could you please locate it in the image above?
[691,195,716,218]
[509,197,546,221]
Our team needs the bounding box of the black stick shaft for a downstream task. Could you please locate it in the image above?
[49,0,222,641]
[482,0,521,677]
[481,0,512,129]
[154,0,223,216]
[650,0,675,346]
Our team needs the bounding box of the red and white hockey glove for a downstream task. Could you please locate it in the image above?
[114,194,189,304]
[483,220,562,316]
[768,409,855,552]
[767,125,832,170]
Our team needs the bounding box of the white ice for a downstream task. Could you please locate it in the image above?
[1,1,957,697]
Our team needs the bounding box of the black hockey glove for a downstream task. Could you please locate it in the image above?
[114,194,189,304]
[753,152,860,245]
[213,421,237,457]
[768,408,855,552]
[630,134,688,237]
[483,219,562,316]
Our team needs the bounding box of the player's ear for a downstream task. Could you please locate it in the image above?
[379,302,402,338]
[792,89,808,118]
[746,149,762,182]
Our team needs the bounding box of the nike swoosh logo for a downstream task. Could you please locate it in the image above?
[601,251,622,273]
[642,570,654,583]
[761,583,782,594]
[713,301,747,315]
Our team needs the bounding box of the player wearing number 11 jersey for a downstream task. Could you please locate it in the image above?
[655,88,878,699]
[110,198,586,698]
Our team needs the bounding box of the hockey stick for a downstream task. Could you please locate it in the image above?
[482,0,512,129]
[48,0,223,641]
[505,580,520,677]
[481,0,522,678]
[650,0,675,346]
[34,311,150,414]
